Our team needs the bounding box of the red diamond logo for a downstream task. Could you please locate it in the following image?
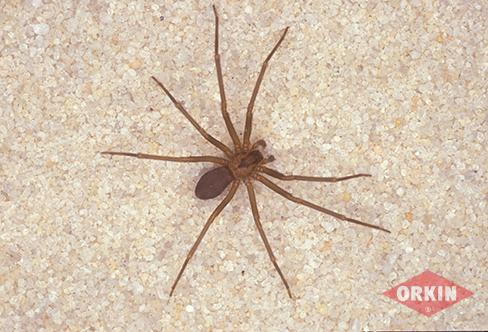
[383,270,473,316]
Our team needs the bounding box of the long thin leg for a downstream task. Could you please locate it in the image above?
[255,174,390,233]
[101,151,227,165]
[243,27,289,148]
[170,181,240,296]
[245,180,293,298]
[258,166,371,182]
[212,5,241,150]
[151,76,233,158]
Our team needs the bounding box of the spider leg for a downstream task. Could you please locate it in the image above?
[151,76,233,158]
[258,166,371,182]
[101,151,227,165]
[212,5,241,150]
[245,180,293,298]
[170,181,240,297]
[255,174,390,233]
[243,27,289,147]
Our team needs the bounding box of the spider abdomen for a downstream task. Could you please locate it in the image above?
[195,166,234,200]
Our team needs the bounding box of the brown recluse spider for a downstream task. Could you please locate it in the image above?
[102,5,390,299]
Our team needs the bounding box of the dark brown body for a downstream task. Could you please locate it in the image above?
[195,167,233,199]
[196,150,264,199]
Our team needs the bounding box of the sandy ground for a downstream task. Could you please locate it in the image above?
[1,0,487,330]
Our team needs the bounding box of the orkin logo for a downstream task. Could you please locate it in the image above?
[383,270,473,316]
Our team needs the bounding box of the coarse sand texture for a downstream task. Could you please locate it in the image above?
[1,1,487,331]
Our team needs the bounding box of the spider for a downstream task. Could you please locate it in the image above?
[102,5,390,299]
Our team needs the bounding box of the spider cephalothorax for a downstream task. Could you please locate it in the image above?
[232,142,271,176]
[103,5,389,299]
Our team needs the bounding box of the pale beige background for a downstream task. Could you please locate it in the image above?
[1,0,487,331]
